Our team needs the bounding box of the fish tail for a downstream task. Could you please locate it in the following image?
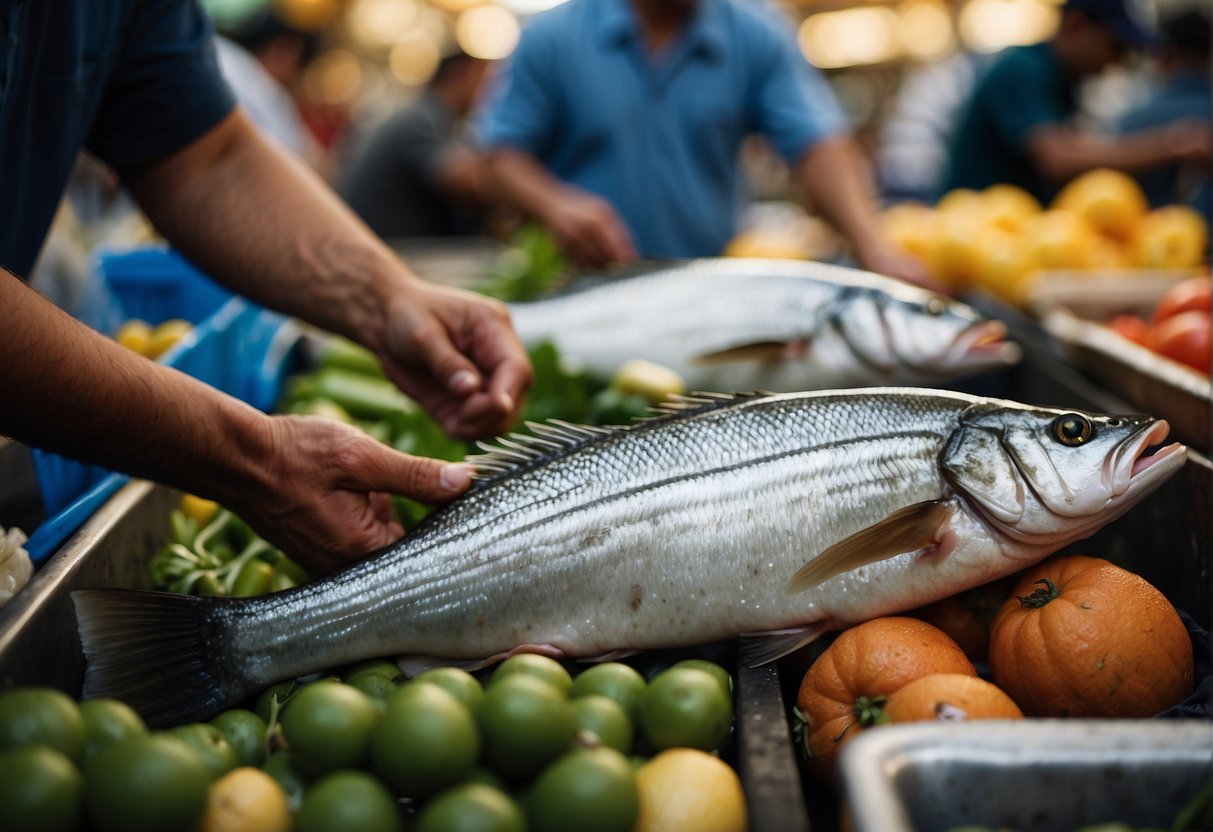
[74,588,248,728]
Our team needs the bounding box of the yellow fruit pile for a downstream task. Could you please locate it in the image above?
[884,170,1209,307]
[115,318,193,360]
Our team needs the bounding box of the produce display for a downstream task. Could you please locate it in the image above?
[0,652,743,832]
[113,317,193,360]
[1105,276,1212,375]
[884,169,1209,307]
[507,257,1021,393]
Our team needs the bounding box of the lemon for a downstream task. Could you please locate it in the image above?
[633,749,747,832]
[198,767,291,832]
[147,318,193,359]
[611,360,685,404]
[114,319,153,357]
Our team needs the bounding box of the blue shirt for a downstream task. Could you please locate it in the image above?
[939,43,1074,203]
[1115,70,1212,221]
[0,0,236,277]
[474,0,848,259]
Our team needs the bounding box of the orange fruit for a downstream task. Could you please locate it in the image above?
[1023,210,1099,270]
[906,577,1017,664]
[883,674,1023,723]
[1052,168,1149,241]
[980,183,1041,234]
[989,555,1194,717]
[1133,206,1208,270]
[794,617,976,785]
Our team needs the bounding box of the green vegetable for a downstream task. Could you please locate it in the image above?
[319,337,387,378]
[232,560,274,598]
[311,368,415,421]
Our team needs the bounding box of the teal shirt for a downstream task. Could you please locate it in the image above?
[474,0,848,258]
[939,43,1074,203]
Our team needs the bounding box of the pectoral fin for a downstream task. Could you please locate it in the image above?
[739,622,832,666]
[785,500,955,595]
[692,340,809,366]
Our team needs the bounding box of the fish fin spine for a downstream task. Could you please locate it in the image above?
[74,589,245,728]
[739,623,831,666]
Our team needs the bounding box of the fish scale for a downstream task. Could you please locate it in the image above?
[75,388,1187,726]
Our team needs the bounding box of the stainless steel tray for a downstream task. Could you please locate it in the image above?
[840,719,1213,832]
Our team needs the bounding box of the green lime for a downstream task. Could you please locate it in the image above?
[572,695,632,754]
[477,675,574,781]
[570,663,647,722]
[370,681,479,799]
[168,722,239,780]
[0,745,83,832]
[465,767,509,791]
[281,681,379,776]
[209,708,268,767]
[0,687,85,761]
[672,659,733,698]
[342,660,402,682]
[349,672,398,705]
[83,734,210,832]
[414,667,485,712]
[415,783,526,832]
[295,770,403,832]
[523,747,638,832]
[263,750,308,813]
[488,654,573,695]
[639,667,732,753]
[80,698,146,762]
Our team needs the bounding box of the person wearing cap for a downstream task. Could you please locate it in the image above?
[0,0,531,576]
[938,0,1210,203]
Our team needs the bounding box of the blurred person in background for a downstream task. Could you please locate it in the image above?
[340,49,496,240]
[215,8,326,171]
[1113,1,1211,220]
[939,0,1210,204]
[473,0,930,287]
[2,0,530,575]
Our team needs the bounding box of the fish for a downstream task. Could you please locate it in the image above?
[507,258,1021,392]
[74,388,1185,726]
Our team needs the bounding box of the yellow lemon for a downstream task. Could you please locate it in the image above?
[612,360,686,404]
[1132,205,1209,270]
[980,183,1042,234]
[972,227,1036,307]
[197,767,291,832]
[147,318,193,360]
[722,229,810,260]
[881,202,938,264]
[114,319,153,357]
[1051,168,1148,241]
[633,748,747,832]
[1023,210,1099,271]
[180,493,220,527]
[925,212,985,289]
[935,187,984,217]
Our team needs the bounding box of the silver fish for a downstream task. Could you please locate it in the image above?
[508,258,1021,391]
[75,389,1184,726]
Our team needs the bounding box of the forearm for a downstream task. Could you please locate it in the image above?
[795,137,887,260]
[1029,126,1194,184]
[0,271,272,506]
[485,149,573,226]
[124,109,413,358]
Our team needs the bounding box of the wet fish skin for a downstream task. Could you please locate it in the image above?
[74,389,1185,726]
[508,258,1021,391]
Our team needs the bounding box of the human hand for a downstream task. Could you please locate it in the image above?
[227,414,476,575]
[378,280,532,441]
[544,189,637,268]
[855,241,949,295]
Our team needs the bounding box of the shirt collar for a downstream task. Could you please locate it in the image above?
[595,0,726,61]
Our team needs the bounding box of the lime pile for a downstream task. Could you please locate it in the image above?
[0,654,747,832]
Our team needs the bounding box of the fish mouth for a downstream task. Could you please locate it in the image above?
[946,320,1022,367]
[1109,420,1187,496]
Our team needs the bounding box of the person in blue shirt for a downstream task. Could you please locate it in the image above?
[939,0,1209,205]
[474,0,928,285]
[0,0,531,576]
[1114,3,1211,220]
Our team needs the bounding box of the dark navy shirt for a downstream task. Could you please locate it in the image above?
[0,0,236,277]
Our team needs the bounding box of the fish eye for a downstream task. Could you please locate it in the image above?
[1052,414,1093,446]
[925,297,946,316]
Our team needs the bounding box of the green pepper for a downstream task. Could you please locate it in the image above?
[319,337,387,378]
[312,368,415,421]
[232,559,275,598]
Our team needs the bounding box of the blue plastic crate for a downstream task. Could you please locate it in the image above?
[25,247,299,563]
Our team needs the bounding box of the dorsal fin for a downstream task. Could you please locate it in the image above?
[648,390,773,418]
[467,420,623,479]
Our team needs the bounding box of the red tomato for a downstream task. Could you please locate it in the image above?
[1106,314,1150,345]
[1152,277,1211,324]
[1145,310,1212,374]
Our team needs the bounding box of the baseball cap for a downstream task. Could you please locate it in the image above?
[1065,0,1159,49]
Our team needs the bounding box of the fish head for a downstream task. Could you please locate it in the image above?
[833,287,1021,379]
[942,402,1186,550]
